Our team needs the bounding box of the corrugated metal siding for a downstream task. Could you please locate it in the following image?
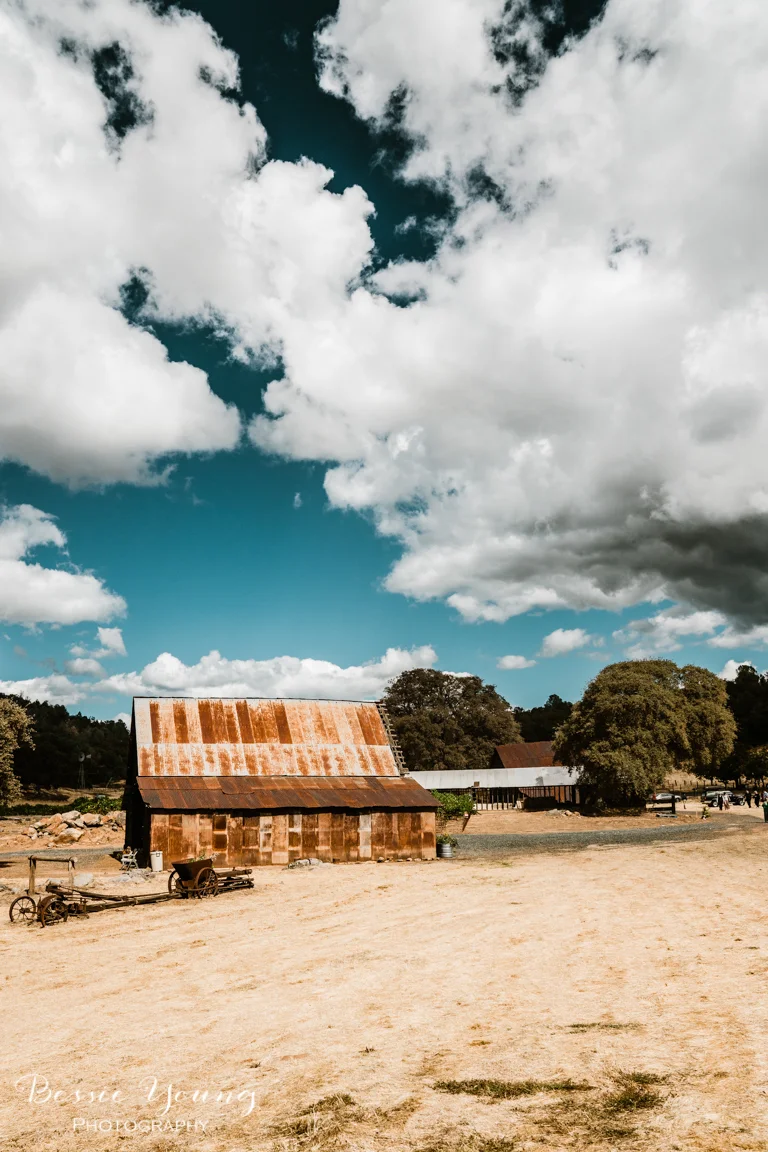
[137,774,438,811]
[133,698,398,778]
[150,810,437,865]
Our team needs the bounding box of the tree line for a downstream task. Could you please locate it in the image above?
[382,662,768,808]
[1,659,767,808]
[0,694,129,805]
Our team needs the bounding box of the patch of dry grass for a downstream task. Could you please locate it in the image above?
[566,1021,642,1033]
[271,1091,421,1151]
[434,1077,593,1100]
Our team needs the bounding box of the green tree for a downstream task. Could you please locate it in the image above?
[0,695,129,791]
[679,664,736,777]
[553,660,735,807]
[0,698,35,807]
[720,664,768,782]
[382,669,521,774]
[513,694,573,741]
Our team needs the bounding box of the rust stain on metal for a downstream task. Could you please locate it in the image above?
[132,698,400,778]
[137,774,437,811]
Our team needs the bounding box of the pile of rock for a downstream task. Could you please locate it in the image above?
[25,810,126,844]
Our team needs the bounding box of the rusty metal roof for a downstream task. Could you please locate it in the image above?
[132,698,399,778]
[137,775,438,811]
[493,741,557,770]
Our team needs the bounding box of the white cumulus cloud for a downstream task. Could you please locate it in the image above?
[539,628,595,658]
[497,654,536,670]
[718,660,755,682]
[0,673,87,705]
[64,657,106,678]
[614,607,726,657]
[0,0,373,486]
[247,0,768,629]
[0,505,125,626]
[95,645,438,701]
[95,627,127,658]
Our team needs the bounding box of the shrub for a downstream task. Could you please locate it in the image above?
[435,792,474,820]
[436,834,458,847]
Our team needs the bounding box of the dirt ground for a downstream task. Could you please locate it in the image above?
[460,804,766,835]
[3,826,768,1152]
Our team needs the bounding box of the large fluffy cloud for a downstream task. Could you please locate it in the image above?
[0,0,372,484]
[3,644,437,707]
[96,645,436,701]
[246,0,768,627]
[0,674,88,706]
[0,505,125,626]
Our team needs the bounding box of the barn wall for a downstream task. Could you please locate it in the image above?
[148,810,436,865]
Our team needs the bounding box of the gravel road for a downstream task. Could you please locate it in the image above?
[455,819,759,856]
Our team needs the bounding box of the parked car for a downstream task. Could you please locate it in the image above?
[652,791,683,803]
[703,789,732,807]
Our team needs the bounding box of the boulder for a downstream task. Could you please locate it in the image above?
[81,813,102,827]
[106,810,126,827]
[55,828,84,843]
[60,810,81,825]
[73,872,94,888]
[26,828,37,839]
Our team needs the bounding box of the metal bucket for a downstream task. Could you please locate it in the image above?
[150,851,163,873]
[436,842,453,859]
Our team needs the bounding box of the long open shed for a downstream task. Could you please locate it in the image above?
[124,697,438,865]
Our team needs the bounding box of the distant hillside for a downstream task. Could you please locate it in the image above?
[1,695,129,792]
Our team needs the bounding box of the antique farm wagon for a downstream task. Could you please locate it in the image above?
[123,698,438,866]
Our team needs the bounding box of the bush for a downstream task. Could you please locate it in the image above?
[71,794,118,815]
[436,834,458,847]
[0,793,119,818]
[435,792,474,820]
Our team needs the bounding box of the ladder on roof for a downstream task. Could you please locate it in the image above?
[376,703,408,776]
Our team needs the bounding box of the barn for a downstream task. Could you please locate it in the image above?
[410,741,582,809]
[123,697,438,866]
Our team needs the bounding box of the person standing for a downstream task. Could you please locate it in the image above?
[762,795,768,823]
[747,791,752,808]
[718,793,724,811]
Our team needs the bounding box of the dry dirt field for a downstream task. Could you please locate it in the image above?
[3,827,768,1152]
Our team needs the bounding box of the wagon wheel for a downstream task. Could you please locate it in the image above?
[168,869,182,895]
[194,867,219,898]
[38,894,69,927]
[9,895,36,924]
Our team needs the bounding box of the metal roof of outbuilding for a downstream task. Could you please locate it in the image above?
[493,741,557,769]
[410,765,575,790]
[137,775,438,811]
[132,697,400,778]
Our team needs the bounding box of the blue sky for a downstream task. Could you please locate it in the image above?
[2,0,767,720]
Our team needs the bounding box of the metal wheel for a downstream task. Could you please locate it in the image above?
[9,896,36,924]
[38,895,69,927]
[168,869,180,894]
[195,867,218,898]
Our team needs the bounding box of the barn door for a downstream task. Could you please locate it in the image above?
[212,814,228,864]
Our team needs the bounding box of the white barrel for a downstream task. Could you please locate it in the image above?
[150,850,163,872]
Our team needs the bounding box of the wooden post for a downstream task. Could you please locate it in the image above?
[28,854,77,896]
